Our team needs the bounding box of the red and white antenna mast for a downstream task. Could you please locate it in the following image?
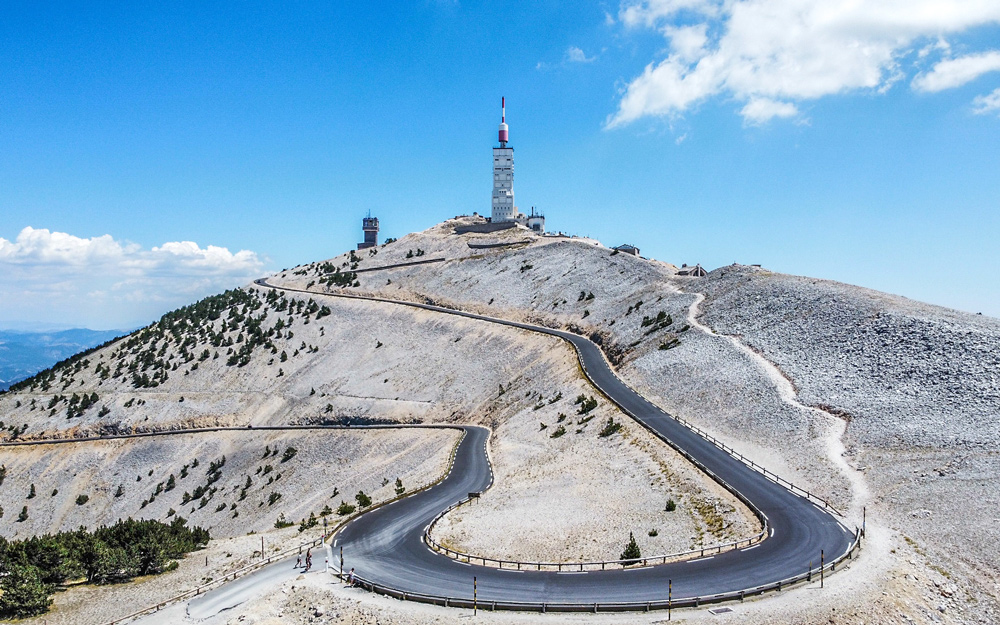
[498,97,509,146]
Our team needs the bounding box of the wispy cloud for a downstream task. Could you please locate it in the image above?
[972,87,1000,115]
[607,0,1000,127]
[912,51,1000,92]
[740,98,799,125]
[538,46,598,71]
[0,227,265,329]
[565,46,596,63]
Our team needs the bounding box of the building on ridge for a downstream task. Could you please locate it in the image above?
[676,263,706,277]
[613,243,640,256]
[358,213,379,250]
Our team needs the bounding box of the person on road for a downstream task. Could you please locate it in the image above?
[347,567,355,585]
[295,555,301,568]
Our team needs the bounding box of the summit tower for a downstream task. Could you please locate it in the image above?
[491,97,517,223]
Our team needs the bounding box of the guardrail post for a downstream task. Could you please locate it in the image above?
[862,506,866,538]
[473,576,477,615]
[808,560,812,582]
[668,579,672,621]
[821,549,825,588]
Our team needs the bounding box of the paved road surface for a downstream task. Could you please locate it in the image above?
[255,279,856,607]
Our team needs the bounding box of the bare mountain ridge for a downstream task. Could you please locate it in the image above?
[1,216,998,624]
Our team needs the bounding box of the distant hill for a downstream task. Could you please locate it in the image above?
[0,328,127,390]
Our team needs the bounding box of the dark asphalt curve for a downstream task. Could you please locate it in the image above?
[256,278,856,606]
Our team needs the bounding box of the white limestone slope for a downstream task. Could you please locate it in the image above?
[272,216,999,623]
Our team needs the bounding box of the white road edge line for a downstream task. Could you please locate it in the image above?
[687,556,715,563]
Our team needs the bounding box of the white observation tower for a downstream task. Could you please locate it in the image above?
[491,97,518,223]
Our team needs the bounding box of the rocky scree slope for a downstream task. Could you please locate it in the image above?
[695,264,1000,623]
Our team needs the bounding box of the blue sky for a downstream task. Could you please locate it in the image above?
[2,1,999,329]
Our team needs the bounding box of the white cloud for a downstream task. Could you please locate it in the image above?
[566,46,596,63]
[740,97,799,124]
[972,87,1000,114]
[912,51,1000,91]
[663,24,709,63]
[0,227,265,329]
[609,0,1000,127]
[620,0,716,28]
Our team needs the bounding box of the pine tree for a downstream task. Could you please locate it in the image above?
[0,564,52,618]
[620,531,641,565]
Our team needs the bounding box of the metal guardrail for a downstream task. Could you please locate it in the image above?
[262,279,861,612]
[567,335,845,517]
[100,535,324,625]
[339,526,861,613]
[424,495,767,571]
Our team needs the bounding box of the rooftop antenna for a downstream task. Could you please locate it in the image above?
[498,97,509,146]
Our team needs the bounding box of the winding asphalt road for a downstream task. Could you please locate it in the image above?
[251,277,858,608]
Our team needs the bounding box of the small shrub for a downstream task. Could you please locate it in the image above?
[27,484,35,499]
[665,499,676,512]
[648,529,658,537]
[267,492,282,506]
[274,513,294,529]
[394,478,405,496]
[550,425,566,439]
[355,491,372,508]
[620,532,641,564]
[280,447,297,463]
[17,506,28,522]
[75,494,89,506]
[336,501,356,516]
[599,417,622,438]
[577,396,598,415]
